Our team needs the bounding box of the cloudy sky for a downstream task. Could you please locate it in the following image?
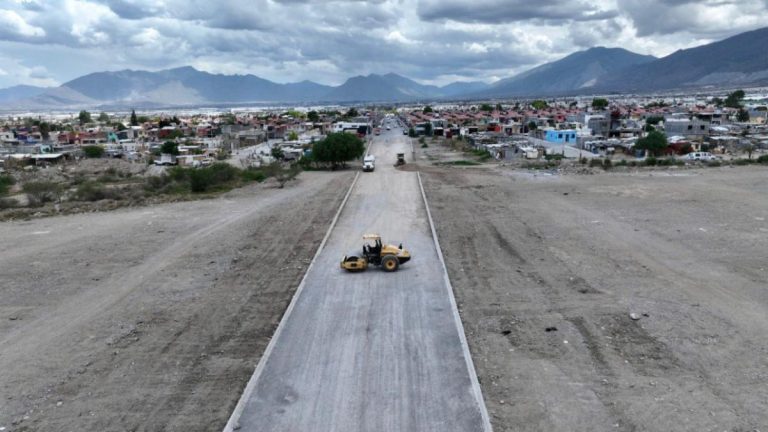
[0,0,766,88]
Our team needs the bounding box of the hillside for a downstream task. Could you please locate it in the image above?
[477,47,657,98]
[596,27,768,92]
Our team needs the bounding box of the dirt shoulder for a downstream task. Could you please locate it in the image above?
[422,164,768,432]
[0,170,354,431]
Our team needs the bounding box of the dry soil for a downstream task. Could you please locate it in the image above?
[421,163,768,432]
[0,171,354,431]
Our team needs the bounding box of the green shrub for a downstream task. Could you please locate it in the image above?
[602,158,612,169]
[589,158,602,168]
[545,153,564,161]
[645,157,658,166]
[628,160,638,167]
[707,160,721,167]
[241,168,267,182]
[144,175,171,192]
[421,143,428,148]
[522,160,560,170]
[82,145,105,158]
[189,169,213,192]
[23,181,62,206]
[0,174,14,195]
[757,155,768,164]
[733,158,754,166]
[580,157,588,165]
[0,197,16,209]
[167,166,189,182]
[74,181,116,201]
[617,159,628,166]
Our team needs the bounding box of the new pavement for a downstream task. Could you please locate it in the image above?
[226,129,490,432]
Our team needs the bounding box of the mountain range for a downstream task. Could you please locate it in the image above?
[2,26,768,109]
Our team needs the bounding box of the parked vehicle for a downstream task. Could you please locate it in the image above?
[684,152,716,161]
[154,153,177,166]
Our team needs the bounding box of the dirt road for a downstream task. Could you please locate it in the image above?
[0,171,353,431]
[422,164,768,431]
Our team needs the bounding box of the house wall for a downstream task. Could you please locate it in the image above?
[544,130,577,143]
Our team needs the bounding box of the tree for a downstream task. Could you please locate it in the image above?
[307,110,319,123]
[737,108,750,122]
[98,112,110,123]
[130,109,139,126]
[39,122,50,141]
[408,127,416,137]
[424,122,433,136]
[592,98,609,110]
[645,116,664,125]
[635,130,668,157]
[743,143,756,160]
[311,132,365,168]
[161,141,179,155]
[287,131,299,141]
[423,105,433,114]
[531,100,548,110]
[78,110,92,125]
[496,103,503,112]
[527,121,538,131]
[271,145,284,160]
[345,108,359,118]
[82,145,105,158]
[725,90,746,108]
[479,103,493,112]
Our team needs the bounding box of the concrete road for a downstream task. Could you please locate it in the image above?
[227,129,490,431]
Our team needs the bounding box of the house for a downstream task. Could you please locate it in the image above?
[543,129,577,144]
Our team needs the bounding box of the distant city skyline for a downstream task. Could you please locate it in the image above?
[0,0,767,89]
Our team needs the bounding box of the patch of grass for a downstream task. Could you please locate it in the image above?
[522,160,560,170]
[644,157,658,166]
[707,160,722,167]
[439,160,481,166]
[757,154,768,164]
[616,159,628,166]
[732,158,754,166]
[655,158,683,166]
[545,153,564,161]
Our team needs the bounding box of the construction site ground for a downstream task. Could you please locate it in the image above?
[420,158,768,431]
[0,171,353,431]
[3,136,768,431]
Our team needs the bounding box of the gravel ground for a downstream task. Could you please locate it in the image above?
[0,170,354,431]
[422,163,768,432]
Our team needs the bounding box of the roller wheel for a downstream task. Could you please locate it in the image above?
[382,255,399,272]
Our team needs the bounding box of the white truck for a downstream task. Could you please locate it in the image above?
[362,155,375,172]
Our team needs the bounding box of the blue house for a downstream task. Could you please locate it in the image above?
[544,129,576,144]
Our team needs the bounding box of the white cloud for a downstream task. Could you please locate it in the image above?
[0,9,45,38]
[0,0,763,87]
